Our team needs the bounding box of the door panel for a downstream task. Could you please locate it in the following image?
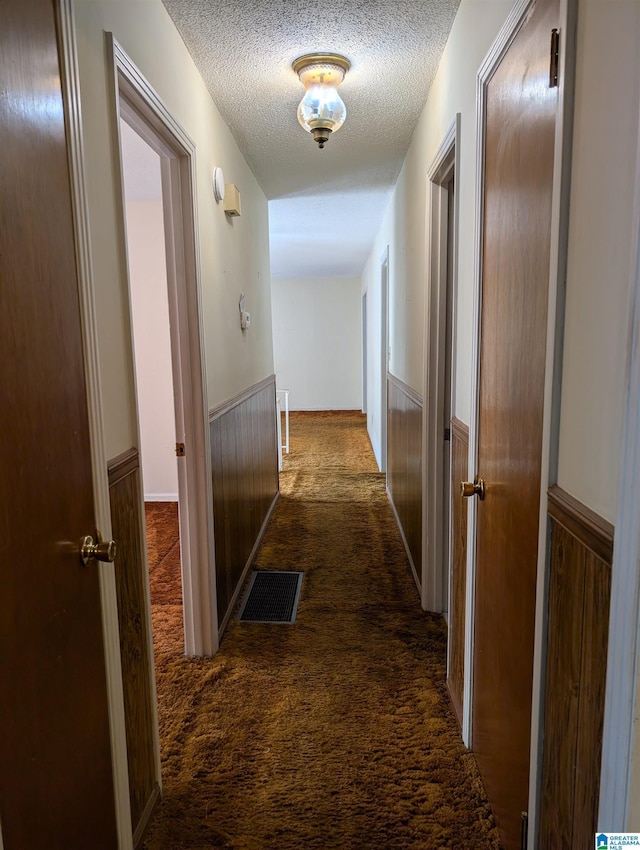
[0,2,118,847]
[472,1,559,847]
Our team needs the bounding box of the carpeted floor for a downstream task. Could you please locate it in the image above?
[142,411,501,849]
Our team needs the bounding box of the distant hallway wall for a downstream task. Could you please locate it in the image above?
[209,375,279,630]
[271,276,362,410]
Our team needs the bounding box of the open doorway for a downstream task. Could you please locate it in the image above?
[111,38,217,660]
[422,118,461,729]
[119,120,185,652]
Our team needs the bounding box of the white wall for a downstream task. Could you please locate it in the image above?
[126,198,179,500]
[360,0,514,466]
[271,276,361,410]
[74,0,274,460]
[556,0,640,523]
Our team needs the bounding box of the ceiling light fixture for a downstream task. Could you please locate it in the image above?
[292,53,351,150]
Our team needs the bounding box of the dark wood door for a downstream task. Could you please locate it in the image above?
[0,2,118,847]
[472,0,559,847]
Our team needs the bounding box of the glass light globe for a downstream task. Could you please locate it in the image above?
[297,83,347,135]
[292,54,351,149]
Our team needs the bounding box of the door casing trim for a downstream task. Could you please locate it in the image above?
[107,36,218,658]
[422,114,460,614]
[57,2,133,847]
[464,2,576,848]
[379,246,390,474]
[599,91,640,831]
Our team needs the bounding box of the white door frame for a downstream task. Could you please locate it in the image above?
[422,115,461,614]
[57,2,132,846]
[380,248,390,473]
[362,292,368,414]
[107,37,218,659]
[598,95,640,831]
[462,2,576,847]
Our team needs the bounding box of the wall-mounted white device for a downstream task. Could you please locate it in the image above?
[212,167,225,202]
[239,293,250,331]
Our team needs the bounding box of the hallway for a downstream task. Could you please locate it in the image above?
[142,412,499,849]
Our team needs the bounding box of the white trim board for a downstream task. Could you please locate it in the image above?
[528,1,577,844]
[422,114,460,615]
[144,493,179,502]
[56,2,133,846]
[599,89,640,832]
[462,4,576,850]
[380,246,390,474]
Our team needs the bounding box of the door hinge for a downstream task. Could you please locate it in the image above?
[175,442,186,457]
[521,811,528,850]
[444,427,451,442]
[549,28,560,88]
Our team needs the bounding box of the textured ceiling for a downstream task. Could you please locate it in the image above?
[161,0,461,278]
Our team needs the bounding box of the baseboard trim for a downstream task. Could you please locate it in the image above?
[218,490,280,635]
[143,493,179,503]
[387,485,421,596]
[132,782,160,849]
[209,374,276,422]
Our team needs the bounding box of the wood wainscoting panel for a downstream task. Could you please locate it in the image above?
[539,521,585,848]
[573,548,612,850]
[108,449,159,847]
[210,376,279,628]
[387,374,423,587]
[447,418,468,727]
[539,485,614,849]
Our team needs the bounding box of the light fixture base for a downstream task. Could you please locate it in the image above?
[311,127,332,149]
[292,52,351,87]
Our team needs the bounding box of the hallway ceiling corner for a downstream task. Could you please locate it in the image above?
[161,0,461,279]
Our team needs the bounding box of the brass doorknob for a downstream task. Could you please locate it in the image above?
[81,534,117,566]
[461,477,485,500]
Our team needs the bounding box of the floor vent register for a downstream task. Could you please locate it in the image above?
[237,570,303,624]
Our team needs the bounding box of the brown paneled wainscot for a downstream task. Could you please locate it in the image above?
[108,449,160,848]
[209,375,280,630]
[387,373,423,592]
[539,485,614,849]
[447,418,469,727]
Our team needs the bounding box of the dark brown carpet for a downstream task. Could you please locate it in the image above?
[145,500,184,654]
[142,411,500,849]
